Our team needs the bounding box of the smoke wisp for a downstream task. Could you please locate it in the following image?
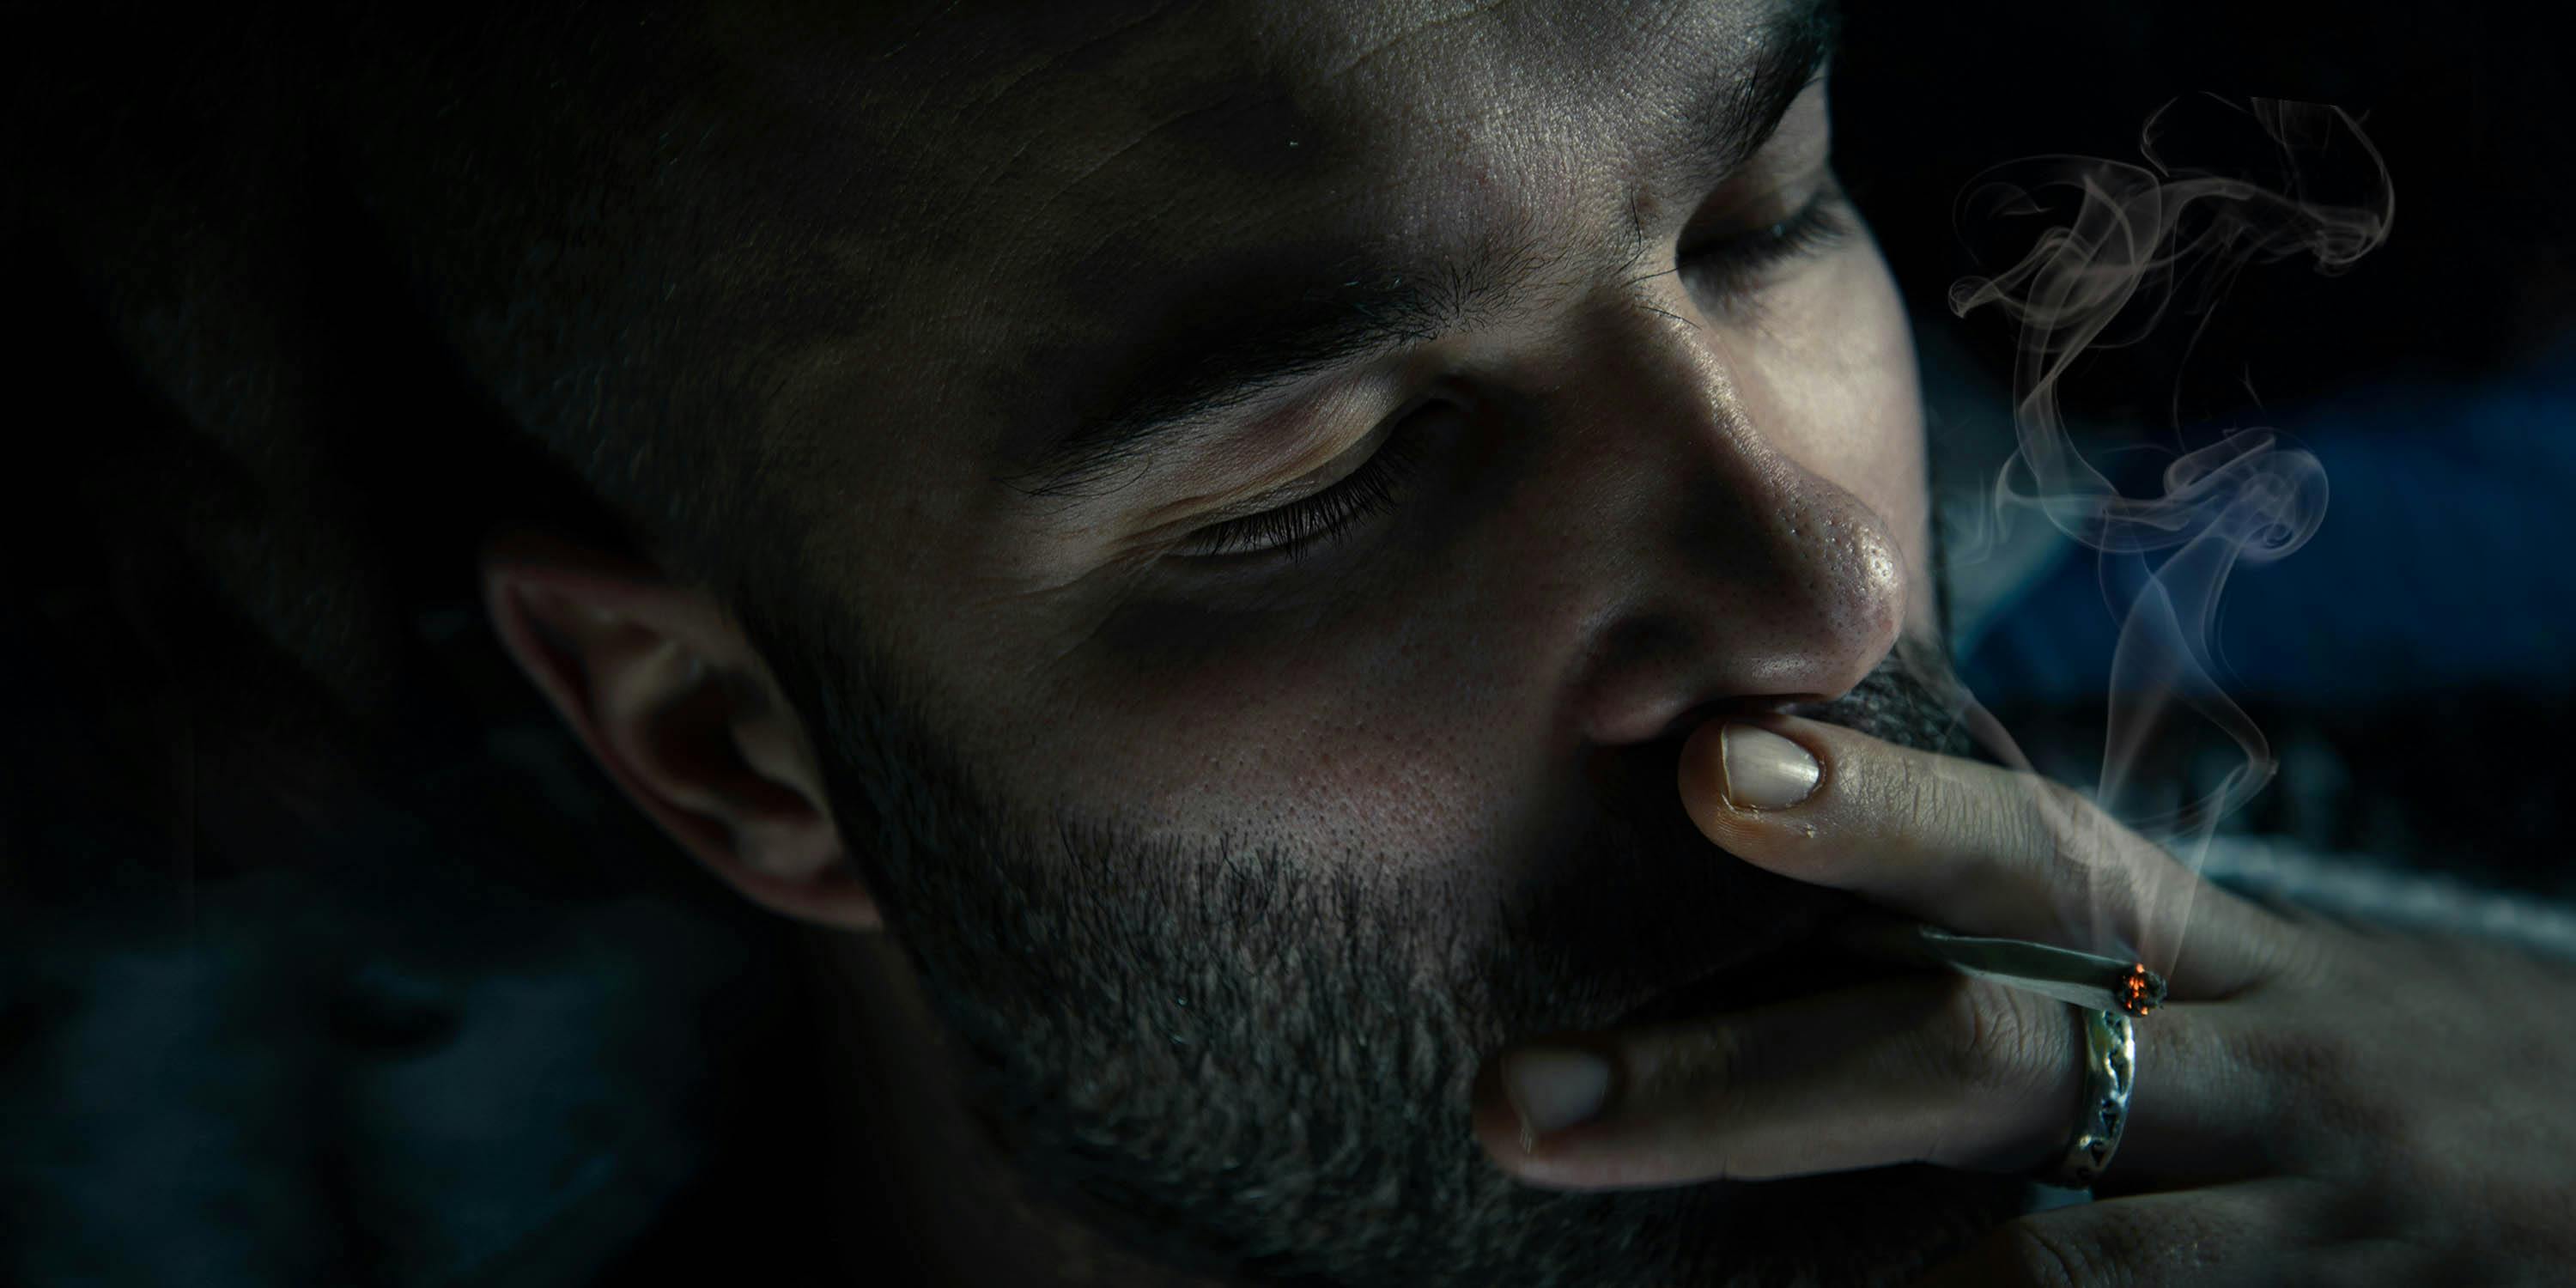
[1944,97,2396,970]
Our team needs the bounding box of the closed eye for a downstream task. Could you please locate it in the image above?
[1683,179,1856,300]
[1171,180,1856,567]
[1168,410,1433,564]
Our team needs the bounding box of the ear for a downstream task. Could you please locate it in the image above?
[477,526,882,931]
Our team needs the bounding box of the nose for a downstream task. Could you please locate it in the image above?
[1553,313,1914,746]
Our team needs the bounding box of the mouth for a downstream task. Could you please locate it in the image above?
[1610,915,1905,1031]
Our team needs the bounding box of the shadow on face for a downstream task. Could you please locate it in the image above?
[427,0,2029,1283]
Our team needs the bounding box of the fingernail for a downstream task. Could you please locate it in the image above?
[1504,1047,1611,1149]
[1720,724,1820,810]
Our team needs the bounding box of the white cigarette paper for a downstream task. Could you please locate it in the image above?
[1911,925,2167,1017]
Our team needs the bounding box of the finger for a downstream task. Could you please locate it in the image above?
[1910,1179,2419,1288]
[1473,974,2263,1193]
[1677,714,2281,995]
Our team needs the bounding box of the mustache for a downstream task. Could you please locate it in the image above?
[1583,630,1970,865]
[1783,631,1978,761]
[1507,631,1977,1022]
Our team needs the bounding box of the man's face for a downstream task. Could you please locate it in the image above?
[517,0,2026,1281]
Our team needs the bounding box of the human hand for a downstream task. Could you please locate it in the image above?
[1471,714,2576,1285]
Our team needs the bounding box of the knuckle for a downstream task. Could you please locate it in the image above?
[1636,1019,1755,1109]
[1887,747,1977,846]
[1928,980,2056,1094]
[1873,747,1940,835]
[2021,774,2095,866]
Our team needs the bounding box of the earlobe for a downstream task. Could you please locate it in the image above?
[477,530,884,933]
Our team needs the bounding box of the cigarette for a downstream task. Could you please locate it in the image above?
[1911,925,2166,1018]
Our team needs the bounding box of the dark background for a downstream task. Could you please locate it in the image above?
[1851,2,2573,393]
[1838,0,2576,895]
[4,3,2573,1285]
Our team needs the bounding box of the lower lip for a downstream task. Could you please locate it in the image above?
[1613,937,1897,1030]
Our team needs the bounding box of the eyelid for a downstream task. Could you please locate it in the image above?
[1686,173,1843,255]
[1170,402,1437,562]
[1098,368,1405,542]
[1680,179,1854,294]
[1194,411,1404,526]
[1156,176,1850,568]
[1231,371,1456,507]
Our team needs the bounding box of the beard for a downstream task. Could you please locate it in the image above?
[769,623,2033,1288]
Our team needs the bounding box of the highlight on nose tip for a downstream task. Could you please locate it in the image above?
[1804,510,1909,679]
[1732,488,1913,702]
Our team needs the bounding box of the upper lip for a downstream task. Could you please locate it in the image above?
[1651,697,1804,744]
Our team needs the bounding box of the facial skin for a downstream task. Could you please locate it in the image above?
[449,0,2035,1283]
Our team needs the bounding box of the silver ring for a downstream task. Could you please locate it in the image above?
[2039,1007,2135,1190]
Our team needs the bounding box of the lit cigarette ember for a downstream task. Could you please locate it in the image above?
[1911,926,2167,1018]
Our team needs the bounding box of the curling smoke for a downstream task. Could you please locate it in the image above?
[1944,97,2395,970]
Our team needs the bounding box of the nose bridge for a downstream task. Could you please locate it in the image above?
[1554,303,1910,738]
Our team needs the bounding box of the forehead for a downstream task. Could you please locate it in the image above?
[705,0,1807,470]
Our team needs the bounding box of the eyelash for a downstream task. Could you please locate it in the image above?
[1179,191,1853,565]
[1176,420,1433,564]
[1686,188,1855,295]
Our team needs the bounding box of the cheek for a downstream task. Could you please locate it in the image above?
[989,586,1534,865]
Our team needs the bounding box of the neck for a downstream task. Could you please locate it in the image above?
[799,930,1244,1288]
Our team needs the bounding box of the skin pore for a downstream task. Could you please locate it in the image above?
[424,0,2039,1282]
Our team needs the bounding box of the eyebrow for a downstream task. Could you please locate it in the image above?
[998,0,1842,502]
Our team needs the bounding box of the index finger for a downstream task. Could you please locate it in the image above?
[1677,714,2280,997]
